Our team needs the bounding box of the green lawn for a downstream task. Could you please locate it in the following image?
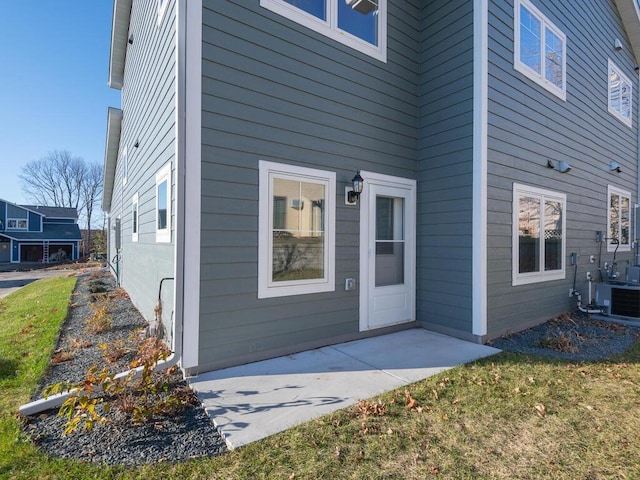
[2,276,640,479]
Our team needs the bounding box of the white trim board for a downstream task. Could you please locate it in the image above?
[472,0,488,337]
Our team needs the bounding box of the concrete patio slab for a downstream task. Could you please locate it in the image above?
[189,328,500,449]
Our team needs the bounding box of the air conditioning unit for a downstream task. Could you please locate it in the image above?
[346,0,378,15]
[595,282,640,320]
[290,199,304,210]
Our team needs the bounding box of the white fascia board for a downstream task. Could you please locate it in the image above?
[614,0,640,62]
[102,107,123,212]
[108,0,133,90]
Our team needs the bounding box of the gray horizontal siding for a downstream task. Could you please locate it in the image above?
[416,0,475,336]
[486,0,639,337]
[198,0,421,368]
[106,0,177,336]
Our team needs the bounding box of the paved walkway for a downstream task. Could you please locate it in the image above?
[0,269,70,299]
[189,328,500,449]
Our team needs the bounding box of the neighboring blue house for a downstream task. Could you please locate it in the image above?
[103,0,639,376]
[0,199,81,263]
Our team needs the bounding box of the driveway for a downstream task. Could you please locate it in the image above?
[0,269,70,299]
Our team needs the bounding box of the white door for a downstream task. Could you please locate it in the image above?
[359,172,416,331]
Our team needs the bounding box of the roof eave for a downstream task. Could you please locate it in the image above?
[615,0,640,62]
[102,107,123,212]
[108,0,133,90]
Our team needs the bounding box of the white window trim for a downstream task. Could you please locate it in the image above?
[260,0,387,63]
[512,183,567,286]
[157,0,169,25]
[122,146,128,186]
[607,185,632,252]
[514,0,567,101]
[7,218,28,230]
[132,192,139,242]
[258,160,336,299]
[155,162,171,243]
[608,60,633,128]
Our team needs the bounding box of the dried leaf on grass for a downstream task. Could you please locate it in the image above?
[352,399,386,417]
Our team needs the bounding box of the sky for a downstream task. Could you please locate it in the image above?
[0,2,121,205]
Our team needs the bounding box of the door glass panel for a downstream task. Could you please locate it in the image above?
[375,196,404,286]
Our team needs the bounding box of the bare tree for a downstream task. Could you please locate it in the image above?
[20,150,103,256]
[81,162,104,255]
[20,150,85,210]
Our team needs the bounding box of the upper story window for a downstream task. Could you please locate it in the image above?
[608,60,633,128]
[607,185,631,252]
[513,183,566,286]
[258,160,335,298]
[260,0,387,62]
[155,162,171,243]
[7,219,27,230]
[514,0,566,101]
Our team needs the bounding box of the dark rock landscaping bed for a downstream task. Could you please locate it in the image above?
[488,312,640,361]
[22,268,227,466]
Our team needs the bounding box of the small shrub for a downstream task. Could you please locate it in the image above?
[84,300,113,335]
[45,338,195,435]
[533,331,579,353]
[68,337,92,350]
[51,337,92,364]
[108,287,130,300]
[51,349,74,364]
[99,338,133,363]
[88,280,109,294]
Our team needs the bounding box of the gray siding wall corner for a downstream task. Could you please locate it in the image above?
[198,0,422,369]
[108,0,177,340]
[486,0,639,337]
[416,0,475,337]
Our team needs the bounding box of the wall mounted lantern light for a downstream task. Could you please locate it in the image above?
[609,161,622,173]
[347,171,364,204]
[546,160,572,173]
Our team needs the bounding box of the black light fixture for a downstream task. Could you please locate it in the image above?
[128,33,134,45]
[348,171,364,203]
